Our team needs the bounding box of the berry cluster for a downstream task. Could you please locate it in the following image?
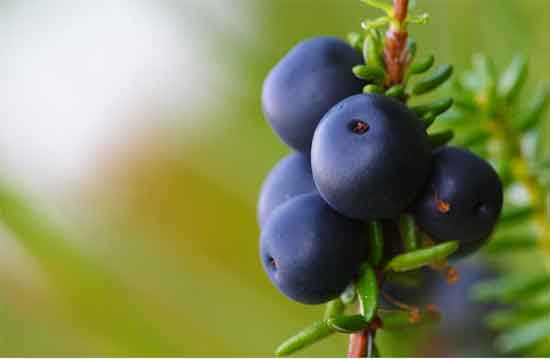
[259,34,503,305]
[256,1,504,356]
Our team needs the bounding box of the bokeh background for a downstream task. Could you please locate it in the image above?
[0,0,548,356]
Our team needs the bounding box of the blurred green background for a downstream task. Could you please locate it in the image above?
[0,0,547,356]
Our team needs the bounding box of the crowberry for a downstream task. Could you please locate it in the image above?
[257,153,316,227]
[262,36,364,153]
[260,193,366,304]
[311,94,432,221]
[411,147,503,256]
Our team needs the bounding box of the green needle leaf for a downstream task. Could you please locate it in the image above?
[400,214,419,252]
[275,321,334,357]
[411,64,453,95]
[406,38,417,61]
[517,84,549,132]
[347,32,364,52]
[406,13,429,25]
[356,263,379,321]
[385,241,459,272]
[411,97,454,118]
[495,318,550,353]
[498,55,527,103]
[361,17,391,32]
[360,0,393,15]
[408,55,434,75]
[327,315,369,333]
[472,275,550,302]
[368,221,384,267]
[385,84,406,98]
[363,84,384,94]
[324,298,345,320]
[421,112,437,128]
[363,30,385,69]
[428,130,454,149]
[353,65,386,83]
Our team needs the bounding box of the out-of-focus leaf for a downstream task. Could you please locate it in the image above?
[484,234,537,254]
[498,55,527,103]
[516,85,549,132]
[500,205,536,224]
[472,275,550,302]
[472,54,497,113]
[486,303,550,329]
[495,318,550,353]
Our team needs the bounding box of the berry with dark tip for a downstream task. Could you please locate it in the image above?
[257,153,317,227]
[311,93,432,221]
[260,193,366,304]
[262,36,365,153]
[410,147,503,256]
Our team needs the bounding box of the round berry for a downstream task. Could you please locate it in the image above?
[410,147,503,256]
[257,153,317,227]
[311,94,432,221]
[262,36,364,153]
[260,193,365,304]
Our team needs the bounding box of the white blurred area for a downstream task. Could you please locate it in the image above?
[0,0,252,201]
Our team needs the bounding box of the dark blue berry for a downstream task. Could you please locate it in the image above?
[311,94,432,221]
[260,193,365,304]
[411,147,503,256]
[257,153,317,227]
[262,36,364,153]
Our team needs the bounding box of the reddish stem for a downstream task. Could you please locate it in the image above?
[348,329,369,358]
[348,3,410,356]
[384,0,409,86]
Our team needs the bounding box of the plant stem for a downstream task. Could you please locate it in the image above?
[384,0,409,86]
[348,5,411,354]
[348,329,370,358]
